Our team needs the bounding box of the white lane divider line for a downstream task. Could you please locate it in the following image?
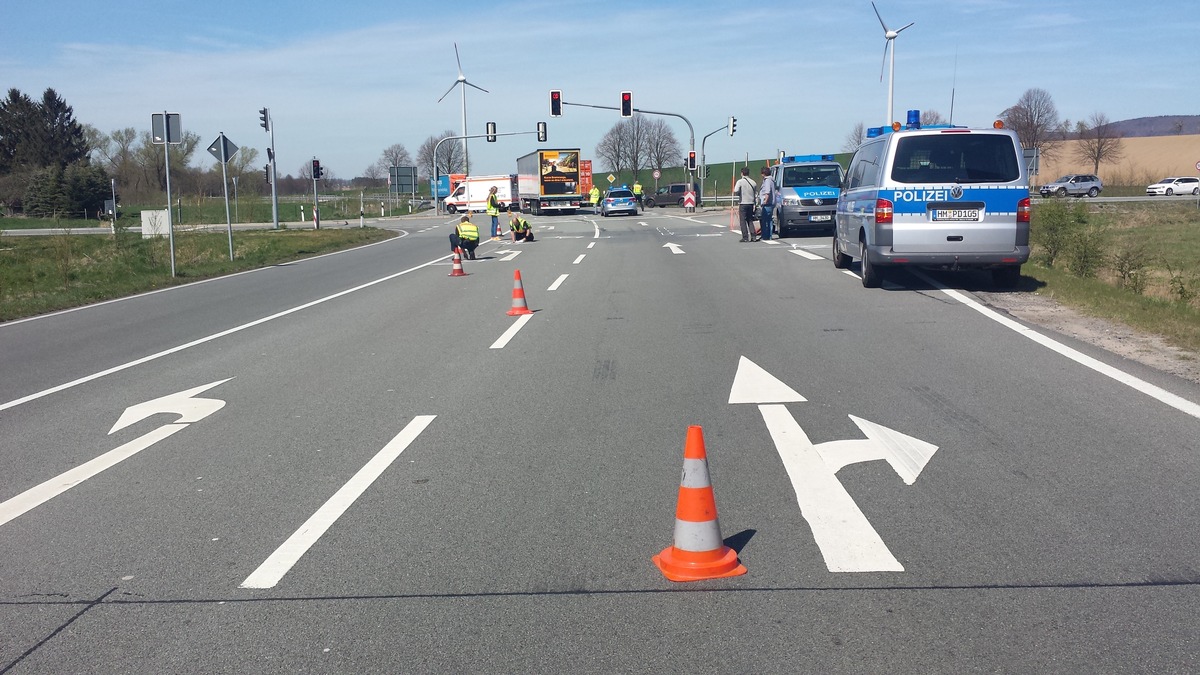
[572,254,586,265]
[548,274,569,291]
[587,242,596,249]
[789,249,824,261]
[239,415,436,590]
[490,313,534,349]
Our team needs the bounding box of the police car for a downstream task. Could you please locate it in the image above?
[833,111,1031,288]
[770,154,844,236]
[600,187,638,217]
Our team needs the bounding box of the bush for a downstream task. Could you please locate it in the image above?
[1031,200,1088,267]
[1064,221,1109,279]
[1112,244,1149,294]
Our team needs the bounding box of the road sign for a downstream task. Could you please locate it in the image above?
[653,169,661,180]
[1195,160,1200,171]
[206,134,239,163]
[607,173,616,184]
[151,112,182,144]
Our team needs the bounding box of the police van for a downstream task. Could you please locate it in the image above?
[832,111,1031,288]
[770,154,844,236]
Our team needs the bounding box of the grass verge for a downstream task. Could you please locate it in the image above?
[0,227,396,321]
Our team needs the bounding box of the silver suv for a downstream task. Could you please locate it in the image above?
[1038,174,1102,198]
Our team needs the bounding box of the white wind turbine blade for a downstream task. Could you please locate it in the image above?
[879,39,889,82]
[463,80,489,94]
[437,81,460,103]
[453,42,464,78]
[871,1,889,32]
[895,20,915,35]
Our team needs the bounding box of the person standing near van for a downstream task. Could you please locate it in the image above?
[632,180,644,212]
[733,167,758,242]
[589,185,601,213]
[486,186,501,240]
[758,166,778,241]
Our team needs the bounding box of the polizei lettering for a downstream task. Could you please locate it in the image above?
[894,189,952,202]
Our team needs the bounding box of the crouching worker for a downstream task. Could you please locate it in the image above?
[508,210,535,242]
[452,215,480,259]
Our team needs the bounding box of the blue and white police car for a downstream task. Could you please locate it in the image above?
[770,154,844,236]
[832,111,1031,288]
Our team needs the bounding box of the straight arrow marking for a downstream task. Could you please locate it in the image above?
[728,356,806,404]
[240,415,436,589]
[663,243,685,254]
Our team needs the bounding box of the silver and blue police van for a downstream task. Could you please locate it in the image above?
[770,154,844,236]
[832,111,1031,288]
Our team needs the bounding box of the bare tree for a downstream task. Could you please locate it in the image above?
[595,122,633,173]
[1073,112,1125,174]
[842,122,866,153]
[642,118,682,173]
[920,110,946,126]
[999,88,1063,161]
[416,130,465,180]
[376,143,412,173]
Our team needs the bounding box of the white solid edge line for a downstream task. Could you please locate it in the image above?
[490,313,534,349]
[239,415,436,589]
[938,285,1200,420]
[0,254,443,413]
[1,232,407,328]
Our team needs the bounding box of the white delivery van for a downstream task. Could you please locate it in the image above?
[833,116,1031,288]
[443,174,518,214]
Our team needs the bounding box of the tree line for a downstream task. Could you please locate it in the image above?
[839,88,1124,175]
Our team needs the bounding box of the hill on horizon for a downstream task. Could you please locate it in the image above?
[1107,115,1200,137]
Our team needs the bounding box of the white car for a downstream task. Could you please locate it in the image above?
[1146,177,1200,196]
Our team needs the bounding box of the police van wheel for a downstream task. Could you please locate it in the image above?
[860,241,882,288]
[831,236,850,269]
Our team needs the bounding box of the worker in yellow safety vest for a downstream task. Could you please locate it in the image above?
[452,215,480,259]
[508,208,535,242]
[486,186,501,240]
[589,185,601,213]
[632,180,644,212]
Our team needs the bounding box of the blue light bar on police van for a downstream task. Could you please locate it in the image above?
[781,154,836,163]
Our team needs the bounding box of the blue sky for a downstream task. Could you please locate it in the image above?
[3,1,1193,181]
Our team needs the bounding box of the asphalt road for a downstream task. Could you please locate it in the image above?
[2,208,1198,673]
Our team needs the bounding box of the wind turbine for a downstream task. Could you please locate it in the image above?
[872,1,914,127]
[437,42,488,175]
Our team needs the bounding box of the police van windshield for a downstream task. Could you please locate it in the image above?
[890,134,1021,184]
[780,165,841,188]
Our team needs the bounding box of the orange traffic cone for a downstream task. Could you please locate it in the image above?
[449,247,467,277]
[506,269,533,316]
[653,425,747,582]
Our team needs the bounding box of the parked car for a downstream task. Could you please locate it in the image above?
[600,188,638,217]
[645,183,700,208]
[1146,176,1200,196]
[1038,174,1103,198]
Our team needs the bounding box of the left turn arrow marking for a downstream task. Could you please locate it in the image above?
[1,379,233,528]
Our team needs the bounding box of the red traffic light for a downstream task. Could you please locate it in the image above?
[550,89,562,117]
[620,91,633,118]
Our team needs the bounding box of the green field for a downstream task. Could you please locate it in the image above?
[0,227,395,321]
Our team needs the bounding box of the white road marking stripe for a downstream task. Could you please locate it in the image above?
[0,423,188,528]
[587,242,596,249]
[239,415,436,589]
[490,313,534,349]
[936,285,1200,420]
[572,254,586,265]
[548,274,569,291]
[789,249,824,260]
[1,256,445,413]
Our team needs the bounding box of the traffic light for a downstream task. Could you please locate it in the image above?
[537,121,547,143]
[728,116,737,136]
[686,151,696,172]
[486,121,497,142]
[264,164,271,183]
[312,159,322,180]
[620,91,633,118]
[549,89,562,117]
[259,107,269,131]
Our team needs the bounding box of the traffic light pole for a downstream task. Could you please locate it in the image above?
[260,108,280,230]
[561,100,696,187]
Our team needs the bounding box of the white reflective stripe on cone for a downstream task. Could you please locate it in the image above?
[680,458,711,488]
[672,517,724,552]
